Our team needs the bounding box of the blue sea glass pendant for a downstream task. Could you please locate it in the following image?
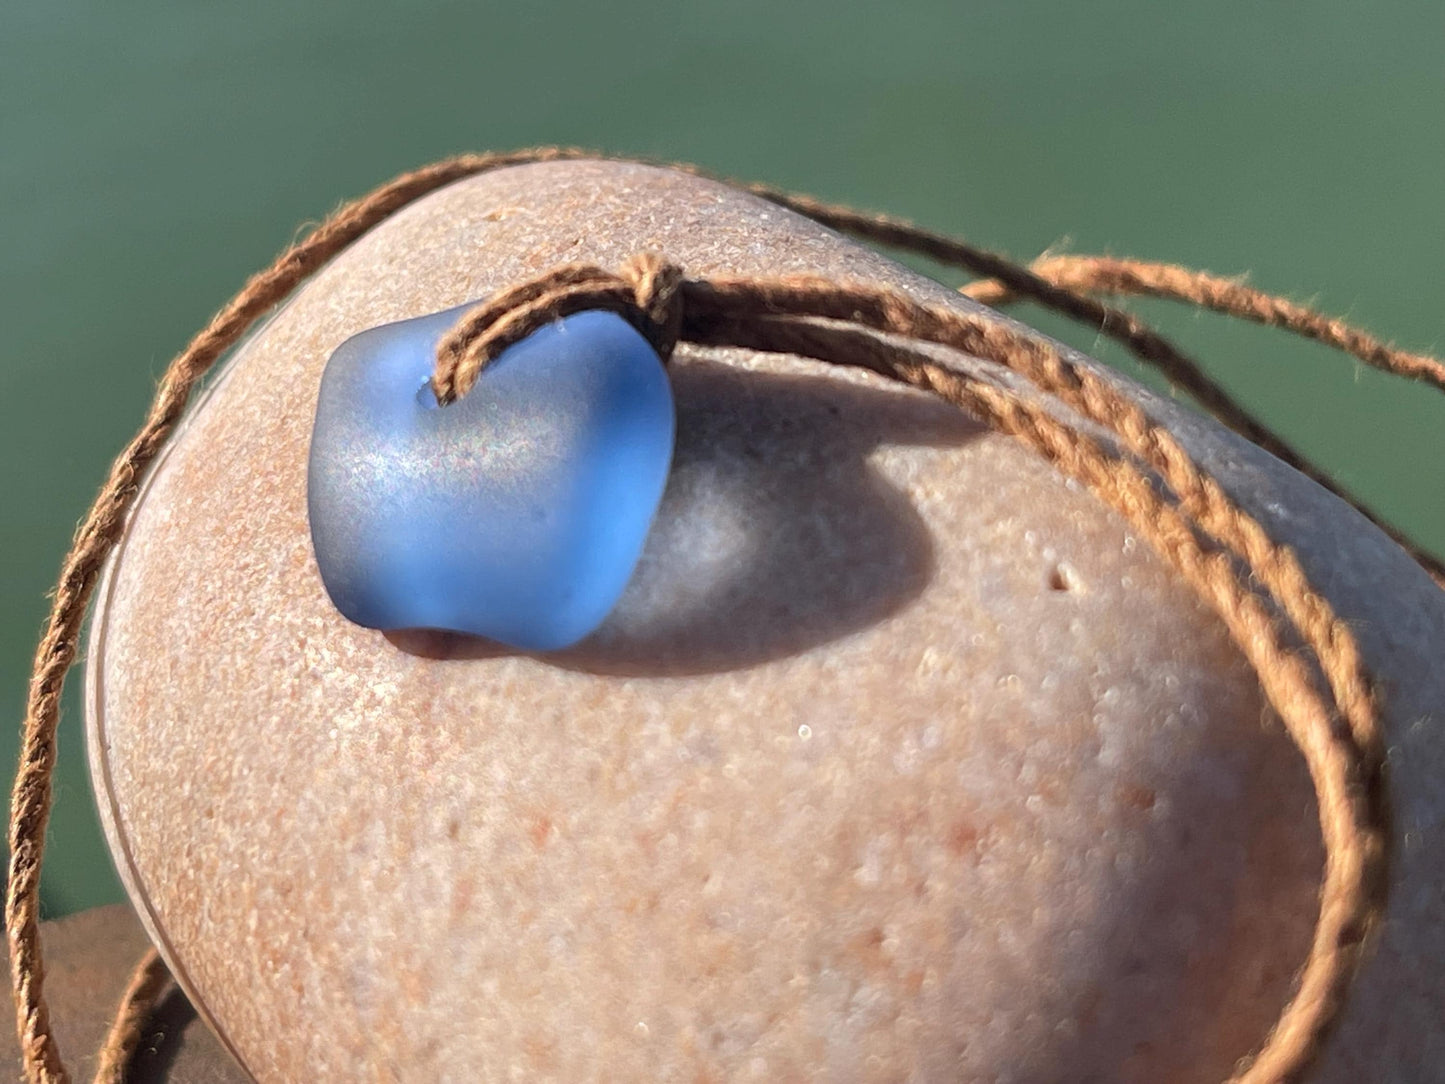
[307,307,675,651]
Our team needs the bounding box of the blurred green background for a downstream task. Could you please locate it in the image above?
[2,1,1441,917]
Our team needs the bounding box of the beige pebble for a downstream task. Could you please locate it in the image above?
[86,159,1445,1082]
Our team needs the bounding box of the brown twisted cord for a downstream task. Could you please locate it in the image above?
[436,262,1386,1083]
[750,189,1315,454]
[663,279,1387,758]
[962,255,1445,585]
[432,259,686,405]
[448,267,1391,856]
[93,950,167,1084]
[753,191,1445,587]
[964,254,1445,392]
[7,148,1434,1082]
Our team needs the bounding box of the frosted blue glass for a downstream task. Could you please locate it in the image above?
[308,308,675,651]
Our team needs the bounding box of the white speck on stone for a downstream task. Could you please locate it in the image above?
[854,840,884,886]
[916,644,945,676]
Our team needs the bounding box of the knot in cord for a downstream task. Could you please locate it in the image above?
[619,252,685,360]
[431,253,687,405]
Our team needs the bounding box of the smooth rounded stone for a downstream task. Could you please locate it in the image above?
[84,159,1445,1082]
[309,308,675,650]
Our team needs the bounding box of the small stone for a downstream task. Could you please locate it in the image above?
[308,309,674,651]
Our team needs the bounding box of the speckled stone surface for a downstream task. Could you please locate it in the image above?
[85,160,1445,1082]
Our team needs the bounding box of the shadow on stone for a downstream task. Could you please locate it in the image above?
[387,359,981,675]
[129,985,204,1083]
